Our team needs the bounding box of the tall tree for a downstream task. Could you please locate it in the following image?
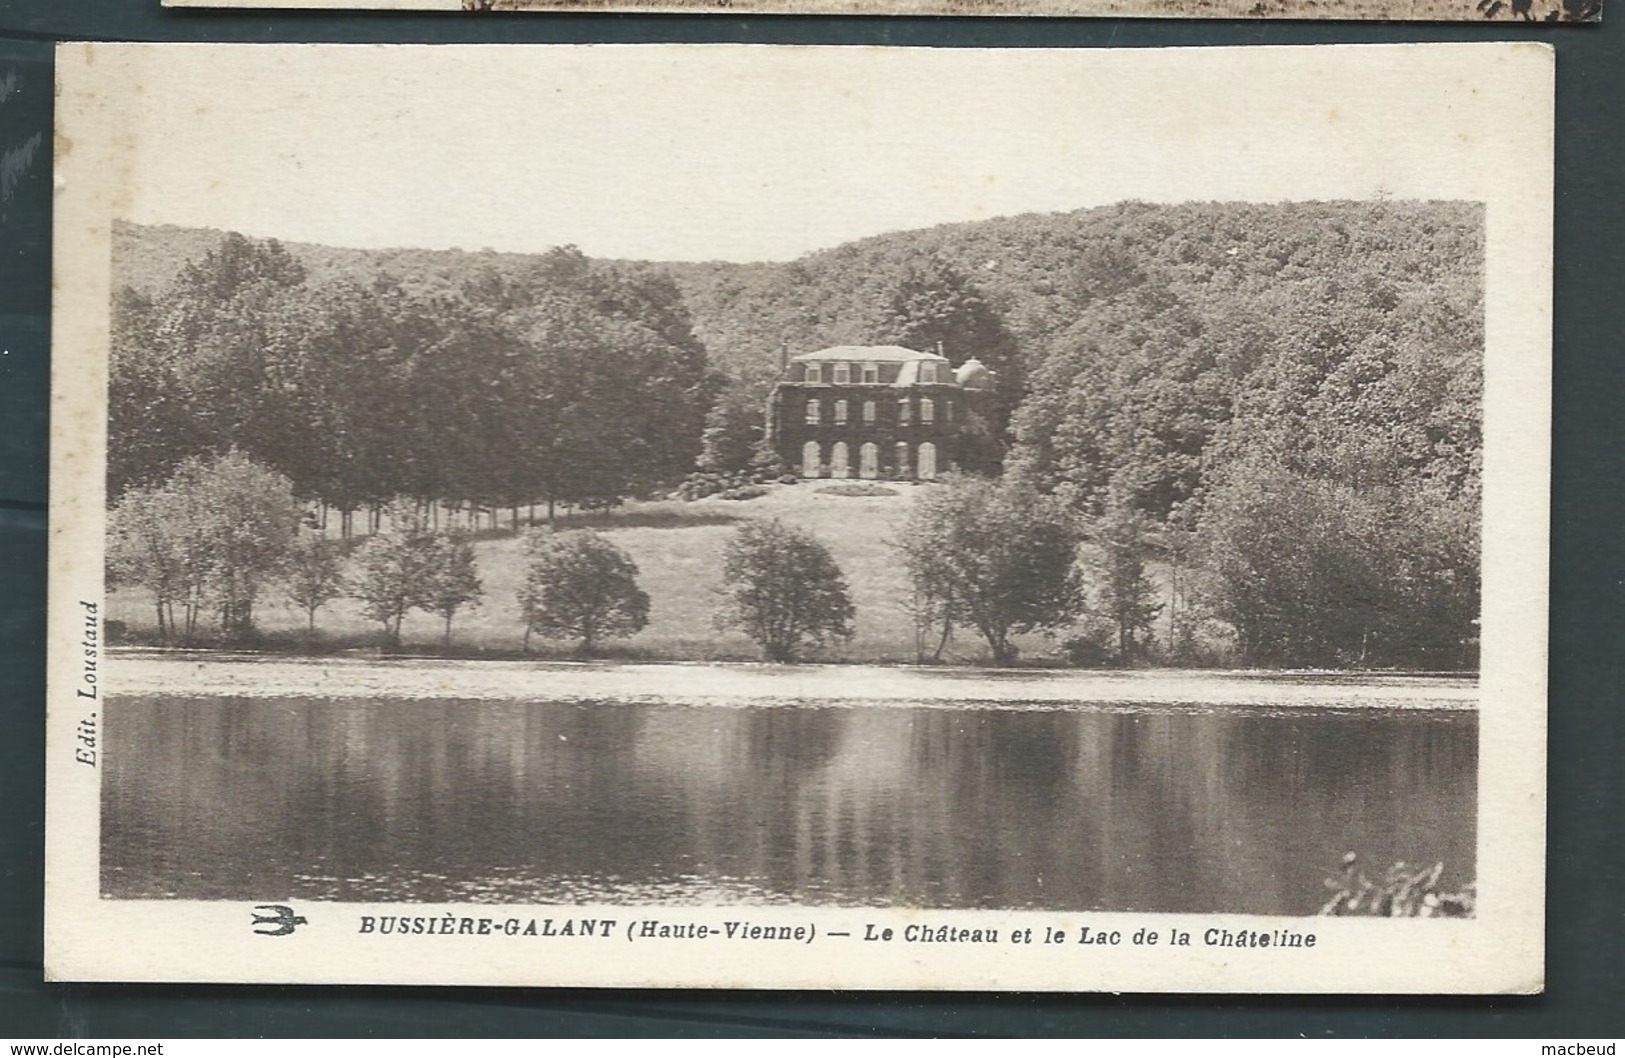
[107,481,189,642]
[351,500,437,650]
[1090,490,1163,662]
[421,530,483,649]
[107,450,300,642]
[284,530,347,636]
[517,529,650,656]
[876,257,1023,468]
[186,450,302,640]
[897,475,1083,666]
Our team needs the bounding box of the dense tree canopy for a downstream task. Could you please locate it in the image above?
[110,239,712,521]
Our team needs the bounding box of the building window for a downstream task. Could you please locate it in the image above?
[898,398,911,426]
[918,441,938,480]
[945,398,954,423]
[860,443,880,480]
[862,400,876,424]
[802,442,821,478]
[920,398,935,424]
[805,363,822,384]
[834,399,848,425]
[862,363,880,384]
[919,362,939,384]
[831,442,850,479]
[833,362,850,385]
[805,399,821,425]
[895,442,910,478]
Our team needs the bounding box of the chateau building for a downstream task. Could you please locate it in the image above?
[766,345,993,481]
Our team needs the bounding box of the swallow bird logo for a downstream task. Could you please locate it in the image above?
[251,904,309,937]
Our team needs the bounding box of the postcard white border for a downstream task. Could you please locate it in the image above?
[45,42,1550,992]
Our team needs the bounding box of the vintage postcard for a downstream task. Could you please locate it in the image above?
[47,42,1550,991]
[160,0,1603,21]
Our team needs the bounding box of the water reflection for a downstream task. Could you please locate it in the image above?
[103,696,1476,914]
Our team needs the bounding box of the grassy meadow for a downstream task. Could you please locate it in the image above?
[107,482,1074,664]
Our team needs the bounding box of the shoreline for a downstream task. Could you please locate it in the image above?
[108,649,1478,709]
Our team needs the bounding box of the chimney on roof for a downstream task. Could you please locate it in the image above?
[780,340,790,373]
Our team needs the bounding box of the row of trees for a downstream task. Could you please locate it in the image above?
[105,450,1474,669]
[102,451,1049,663]
[102,447,833,658]
[108,451,490,649]
[111,238,714,528]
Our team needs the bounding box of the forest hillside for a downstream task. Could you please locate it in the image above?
[110,200,1481,667]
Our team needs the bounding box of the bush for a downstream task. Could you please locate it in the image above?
[715,519,854,662]
[1202,456,1478,668]
[1061,623,1115,668]
[679,466,784,501]
[517,528,649,656]
[896,475,1083,666]
[816,484,898,498]
[717,485,770,501]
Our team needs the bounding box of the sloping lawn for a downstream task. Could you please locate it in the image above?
[108,482,1055,663]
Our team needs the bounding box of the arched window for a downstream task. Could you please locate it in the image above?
[831,442,850,479]
[862,400,876,424]
[894,442,910,478]
[898,398,911,426]
[920,398,935,424]
[918,442,938,480]
[832,362,851,385]
[805,399,821,425]
[802,442,822,478]
[859,443,880,480]
[833,399,848,425]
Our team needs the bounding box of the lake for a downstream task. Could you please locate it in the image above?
[101,666,1477,915]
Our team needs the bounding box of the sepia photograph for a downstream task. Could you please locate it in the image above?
[46,42,1550,991]
[163,0,1604,23]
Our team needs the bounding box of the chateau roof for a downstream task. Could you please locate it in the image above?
[790,345,947,364]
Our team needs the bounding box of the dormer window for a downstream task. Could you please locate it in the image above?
[919,362,939,384]
[805,363,822,384]
[833,362,851,385]
[862,363,880,384]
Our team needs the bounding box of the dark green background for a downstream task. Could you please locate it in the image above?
[1,1,1618,1037]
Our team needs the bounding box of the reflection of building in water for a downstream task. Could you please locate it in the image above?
[765,345,994,481]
